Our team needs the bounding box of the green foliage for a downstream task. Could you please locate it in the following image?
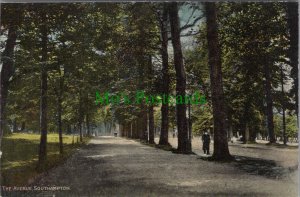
[184,3,296,140]
[192,104,213,135]
[286,115,298,138]
[1,3,298,157]
[274,114,297,139]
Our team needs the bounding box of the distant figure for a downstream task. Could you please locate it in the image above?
[202,131,211,155]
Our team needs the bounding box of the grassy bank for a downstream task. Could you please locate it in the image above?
[1,133,90,186]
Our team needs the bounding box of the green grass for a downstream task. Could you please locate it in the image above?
[1,133,90,186]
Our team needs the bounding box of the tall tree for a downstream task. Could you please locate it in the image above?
[218,3,289,143]
[0,7,20,99]
[280,65,287,145]
[78,91,83,142]
[38,7,49,164]
[158,4,170,146]
[148,55,155,144]
[169,2,191,153]
[0,5,23,139]
[286,2,299,124]
[57,66,64,154]
[263,56,276,143]
[205,2,232,160]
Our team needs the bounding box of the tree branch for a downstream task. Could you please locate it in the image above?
[180,15,204,32]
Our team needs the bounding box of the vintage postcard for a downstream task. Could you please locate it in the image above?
[0,1,298,196]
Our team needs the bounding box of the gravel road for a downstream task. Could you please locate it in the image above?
[17,136,298,197]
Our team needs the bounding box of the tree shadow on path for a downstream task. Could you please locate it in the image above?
[233,156,297,179]
[199,155,297,179]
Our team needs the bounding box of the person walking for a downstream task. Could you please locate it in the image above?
[202,131,211,155]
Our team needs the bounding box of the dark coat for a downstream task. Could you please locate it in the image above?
[202,133,211,144]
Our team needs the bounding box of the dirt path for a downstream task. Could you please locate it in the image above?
[163,137,298,168]
[17,137,298,196]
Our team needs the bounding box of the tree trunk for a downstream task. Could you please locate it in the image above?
[245,124,250,143]
[205,2,232,160]
[138,118,142,139]
[249,126,256,142]
[127,123,130,137]
[86,113,90,137]
[85,94,90,136]
[241,102,250,143]
[57,75,64,154]
[1,13,19,149]
[159,4,170,146]
[148,105,155,144]
[20,121,25,132]
[38,10,48,164]
[57,96,63,154]
[286,3,299,125]
[188,101,192,141]
[13,119,17,132]
[119,124,123,137]
[169,2,191,153]
[1,25,17,105]
[240,120,246,143]
[147,55,155,144]
[280,66,287,145]
[128,123,131,138]
[123,124,125,137]
[143,110,148,141]
[0,17,18,125]
[67,124,71,134]
[79,121,83,142]
[263,62,276,143]
[134,120,138,139]
[78,93,83,142]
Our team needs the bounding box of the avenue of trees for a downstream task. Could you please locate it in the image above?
[0,2,298,165]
